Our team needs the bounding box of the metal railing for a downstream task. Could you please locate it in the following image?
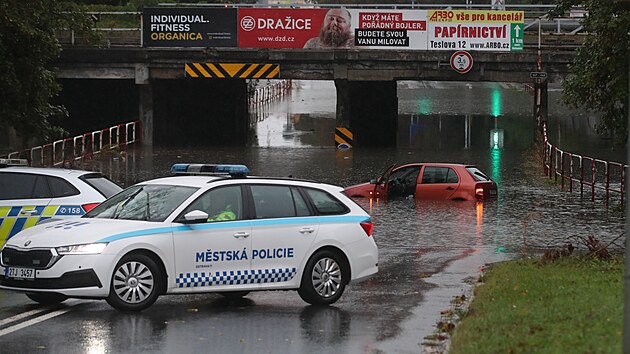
[2,121,141,167]
[249,80,292,107]
[542,122,627,207]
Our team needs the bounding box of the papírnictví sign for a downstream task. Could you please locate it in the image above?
[428,10,524,52]
[143,7,523,52]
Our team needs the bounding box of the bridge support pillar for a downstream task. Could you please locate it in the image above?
[335,80,398,147]
[534,80,548,131]
[139,84,153,146]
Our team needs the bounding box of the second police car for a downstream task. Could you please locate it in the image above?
[0,159,122,247]
[0,164,378,311]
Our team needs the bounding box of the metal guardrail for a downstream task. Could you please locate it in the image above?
[250,80,292,107]
[2,121,142,167]
[542,122,627,207]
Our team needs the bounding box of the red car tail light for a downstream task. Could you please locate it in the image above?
[360,221,373,237]
[475,186,485,199]
[82,203,100,212]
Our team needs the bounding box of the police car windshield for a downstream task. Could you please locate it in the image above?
[84,185,198,222]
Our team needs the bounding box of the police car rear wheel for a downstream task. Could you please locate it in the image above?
[298,250,346,305]
[26,293,68,305]
[106,254,162,312]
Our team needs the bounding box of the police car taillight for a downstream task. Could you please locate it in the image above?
[171,163,250,177]
[360,221,373,237]
[82,203,100,212]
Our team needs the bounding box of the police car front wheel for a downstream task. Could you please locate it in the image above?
[106,253,162,312]
[298,250,347,305]
[26,292,68,305]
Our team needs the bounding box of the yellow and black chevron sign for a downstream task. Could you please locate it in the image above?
[185,63,279,79]
[335,127,353,148]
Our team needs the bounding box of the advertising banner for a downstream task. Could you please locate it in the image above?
[143,7,523,52]
[143,7,237,47]
[427,10,524,52]
[237,8,328,48]
[350,9,428,50]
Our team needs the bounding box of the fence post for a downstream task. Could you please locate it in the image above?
[622,164,625,206]
[605,162,610,207]
[567,152,573,192]
[591,158,596,203]
[580,156,584,198]
[549,144,554,179]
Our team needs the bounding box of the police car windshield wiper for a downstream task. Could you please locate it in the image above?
[113,187,143,219]
[144,191,151,221]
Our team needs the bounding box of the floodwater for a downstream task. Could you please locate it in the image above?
[87,80,626,252]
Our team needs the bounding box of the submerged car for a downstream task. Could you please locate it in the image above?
[344,163,498,201]
[0,164,378,311]
[0,159,122,247]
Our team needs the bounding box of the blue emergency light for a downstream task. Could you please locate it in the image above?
[0,158,29,167]
[170,163,250,177]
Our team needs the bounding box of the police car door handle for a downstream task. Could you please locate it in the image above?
[233,232,250,239]
[20,210,37,215]
[299,227,315,234]
[446,187,454,190]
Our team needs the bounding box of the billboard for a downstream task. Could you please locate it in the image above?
[143,7,237,47]
[427,10,524,51]
[143,7,523,52]
[237,8,327,48]
[351,9,428,50]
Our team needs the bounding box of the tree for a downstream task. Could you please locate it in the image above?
[0,1,97,148]
[551,0,630,145]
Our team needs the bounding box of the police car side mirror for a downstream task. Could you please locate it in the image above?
[182,210,208,224]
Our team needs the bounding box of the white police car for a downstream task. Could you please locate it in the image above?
[0,164,378,311]
[0,159,122,248]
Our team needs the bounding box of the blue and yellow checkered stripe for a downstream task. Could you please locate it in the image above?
[176,268,297,288]
[0,205,85,247]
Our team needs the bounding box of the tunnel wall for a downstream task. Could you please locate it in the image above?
[347,81,398,147]
[53,79,249,147]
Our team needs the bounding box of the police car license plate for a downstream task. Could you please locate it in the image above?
[5,267,35,280]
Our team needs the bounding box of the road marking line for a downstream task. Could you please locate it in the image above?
[0,308,48,327]
[0,300,81,337]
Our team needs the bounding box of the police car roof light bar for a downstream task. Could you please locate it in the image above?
[0,158,29,168]
[171,163,250,177]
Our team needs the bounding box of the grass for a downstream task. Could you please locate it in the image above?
[449,256,623,354]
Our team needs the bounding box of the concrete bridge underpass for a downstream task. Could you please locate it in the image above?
[54,47,573,147]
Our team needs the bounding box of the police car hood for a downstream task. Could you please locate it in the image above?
[6,218,166,248]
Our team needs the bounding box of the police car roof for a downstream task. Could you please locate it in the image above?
[0,166,103,178]
[140,175,342,190]
[142,176,224,187]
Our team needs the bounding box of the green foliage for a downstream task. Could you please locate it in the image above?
[450,256,623,353]
[0,1,99,147]
[551,0,630,145]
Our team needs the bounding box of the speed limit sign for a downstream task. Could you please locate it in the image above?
[450,51,473,74]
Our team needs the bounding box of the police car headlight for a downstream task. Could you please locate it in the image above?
[56,243,108,255]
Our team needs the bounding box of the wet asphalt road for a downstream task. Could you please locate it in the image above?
[0,242,509,354]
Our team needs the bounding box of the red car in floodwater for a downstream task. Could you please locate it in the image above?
[343,163,498,201]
